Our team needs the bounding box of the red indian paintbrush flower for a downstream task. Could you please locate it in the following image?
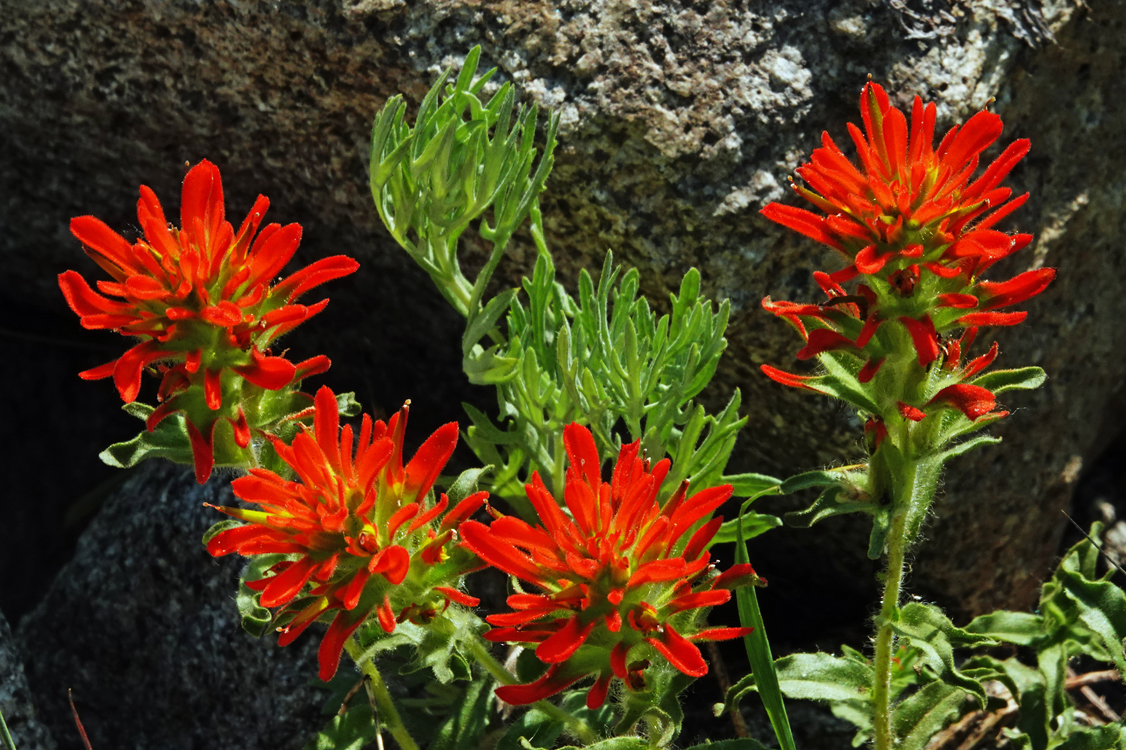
[759,82,1054,426]
[205,385,486,681]
[460,423,758,709]
[59,160,359,481]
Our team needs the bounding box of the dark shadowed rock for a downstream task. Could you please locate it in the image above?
[15,462,327,750]
[3,0,1124,635]
[0,610,56,750]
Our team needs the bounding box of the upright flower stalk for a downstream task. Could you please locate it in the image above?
[760,83,1053,750]
[461,423,759,711]
[59,160,359,481]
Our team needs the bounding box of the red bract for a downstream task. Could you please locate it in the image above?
[460,424,757,709]
[205,386,486,681]
[59,160,359,481]
[759,83,1054,427]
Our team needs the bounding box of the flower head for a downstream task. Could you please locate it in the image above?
[759,83,1054,427]
[205,386,486,681]
[59,160,359,481]
[460,424,758,709]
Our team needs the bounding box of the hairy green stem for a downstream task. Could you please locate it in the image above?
[344,637,421,750]
[465,636,598,744]
[872,505,909,750]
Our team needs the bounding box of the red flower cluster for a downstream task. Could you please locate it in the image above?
[760,83,1054,425]
[461,424,757,709]
[59,161,358,480]
[206,386,486,681]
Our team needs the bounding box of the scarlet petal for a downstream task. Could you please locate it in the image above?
[928,384,997,421]
[79,359,118,381]
[854,245,890,275]
[957,311,1028,327]
[587,672,612,709]
[294,355,331,381]
[70,216,138,277]
[369,545,410,585]
[942,110,1003,168]
[796,328,860,360]
[403,422,459,502]
[760,203,844,251]
[976,268,1056,310]
[761,364,820,392]
[937,293,978,309]
[494,665,581,706]
[690,627,754,641]
[898,315,940,368]
[113,339,165,403]
[563,423,603,491]
[230,409,252,448]
[858,358,885,383]
[204,369,223,411]
[535,615,595,664]
[186,419,216,483]
[58,270,133,319]
[898,402,927,422]
[180,160,224,241]
[233,348,297,390]
[377,594,396,633]
[648,624,708,677]
[146,401,181,432]
[435,586,480,607]
[261,556,318,607]
[318,611,365,682]
[274,255,359,301]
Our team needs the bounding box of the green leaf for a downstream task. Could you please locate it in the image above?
[679,740,772,750]
[236,553,288,637]
[1054,725,1126,750]
[814,352,883,415]
[931,434,1002,465]
[0,706,17,750]
[557,739,646,750]
[888,602,995,702]
[464,288,519,356]
[1057,557,1126,675]
[301,703,376,750]
[721,473,783,499]
[890,681,966,750]
[335,392,362,418]
[772,652,875,703]
[784,486,881,530]
[779,470,847,493]
[711,512,782,545]
[734,499,796,750]
[100,407,194,468]
[496,709,565,750]
[429,678,493,750]
[446,465,493,504]
[963,611,1045,646]
[971,366,1047,395]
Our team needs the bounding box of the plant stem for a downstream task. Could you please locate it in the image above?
[344,637,421,750]
[0,707,16,750]
[872,505,909,750]
[465,635,598,744]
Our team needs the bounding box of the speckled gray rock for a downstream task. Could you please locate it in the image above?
[0,611,55,750]
[3,0,1125,622]
[15,462,327,750]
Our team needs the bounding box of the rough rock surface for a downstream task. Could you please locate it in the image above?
[15,462,327,750]
[2,0,1124,628]
[0,611,56,750]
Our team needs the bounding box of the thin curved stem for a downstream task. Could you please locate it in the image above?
[872,507,909,750]
[465,636,598,744]
[344,637,421,750]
